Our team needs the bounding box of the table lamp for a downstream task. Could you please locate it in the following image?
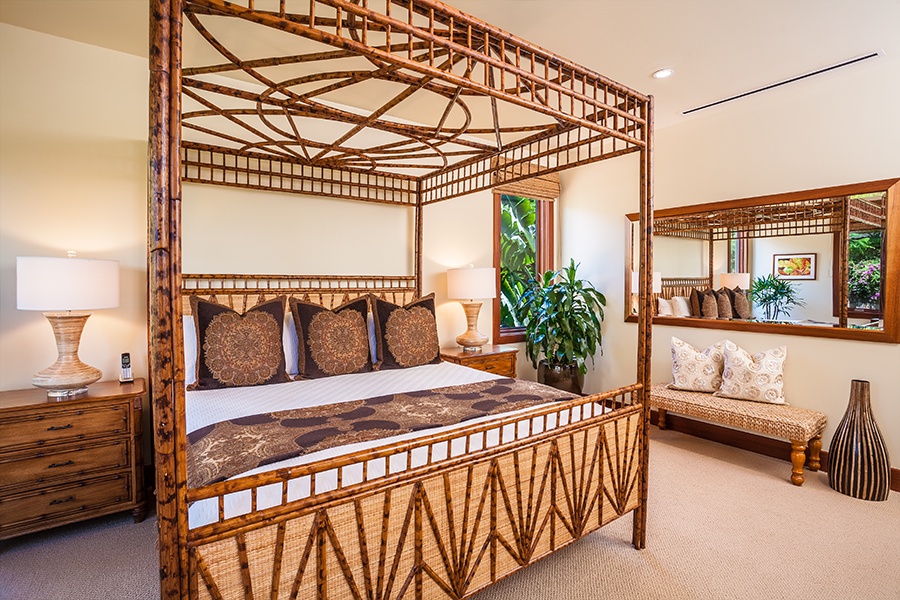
[447,266,496,352]
[17,254,120,398]
[719,272,751,290]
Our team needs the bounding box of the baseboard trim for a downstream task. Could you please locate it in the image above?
[650,409,900,493]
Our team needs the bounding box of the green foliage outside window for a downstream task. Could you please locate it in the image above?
[848,230,883,311]
[499,195,537,328]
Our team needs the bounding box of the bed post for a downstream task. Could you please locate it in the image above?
[633,95,654,550]
[149,0,187,597]
[416,180,423,297]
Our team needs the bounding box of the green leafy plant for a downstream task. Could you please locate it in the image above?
[499,195,537,327]
[848,230,883,310]
[515,259,606,374]
[749,274,806,320]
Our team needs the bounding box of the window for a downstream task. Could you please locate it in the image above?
[493,193,554,343]
[834,229,884,319]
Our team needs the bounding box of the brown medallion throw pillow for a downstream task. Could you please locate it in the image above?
[372,294,441,370]
[715,287,733,319]
[701,290,719,318]
[189,296,289,390]
[689,288,703,317]
[289,296,373,379]
[732,287,752,319]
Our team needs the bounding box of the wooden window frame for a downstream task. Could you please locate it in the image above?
[832,230,885,320]
[493,192,555,344]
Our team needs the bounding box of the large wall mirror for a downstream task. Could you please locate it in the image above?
[625,178,900,343]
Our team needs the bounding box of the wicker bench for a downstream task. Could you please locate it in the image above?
[649,384,827,486]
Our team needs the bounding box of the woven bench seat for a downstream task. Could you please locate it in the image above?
[649,384,827,486]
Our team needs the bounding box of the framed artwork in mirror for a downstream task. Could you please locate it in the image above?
[773,253,816,280]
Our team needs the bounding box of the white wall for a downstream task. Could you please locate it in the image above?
[183,183,414,275]
[0,24,148,391]
[561,50,900,464]
[752,233,835,322]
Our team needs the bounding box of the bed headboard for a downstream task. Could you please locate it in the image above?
[658,276,713,300]
[181,274,418,314]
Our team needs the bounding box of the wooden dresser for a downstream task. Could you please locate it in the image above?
[0,379,147,540]
[440,345,518,378]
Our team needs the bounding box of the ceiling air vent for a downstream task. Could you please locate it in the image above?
[683,50,883,115]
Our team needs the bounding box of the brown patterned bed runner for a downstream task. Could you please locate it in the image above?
[186,378,575,488]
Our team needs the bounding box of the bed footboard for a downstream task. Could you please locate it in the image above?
[185,386,644,600]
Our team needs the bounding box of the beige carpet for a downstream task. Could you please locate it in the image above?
[2,429,897,600]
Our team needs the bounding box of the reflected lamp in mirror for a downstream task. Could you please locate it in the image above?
[16,254,120,398]
[630,271,662,314]
[719,272,751,291]
[447,266,496,352]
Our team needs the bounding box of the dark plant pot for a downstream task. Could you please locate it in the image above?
[537,360,584,395]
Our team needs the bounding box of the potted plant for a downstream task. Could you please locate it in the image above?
[749,274,806,320]
[516,259,606,394]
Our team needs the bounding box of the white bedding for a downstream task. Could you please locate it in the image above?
[189,362,584,528]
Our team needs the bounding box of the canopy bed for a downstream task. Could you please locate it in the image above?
[149,1,654,598]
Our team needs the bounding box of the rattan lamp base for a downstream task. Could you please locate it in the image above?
[455,301,488,352]
[32,313,102,398]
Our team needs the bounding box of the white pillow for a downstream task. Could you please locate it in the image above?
[183,316,198,386]
[671,296,692,317]
[668,337,727,393]
[657,297,674,316]
[715,341,787,404]
[367,310,378,364]
[283,311,299,377]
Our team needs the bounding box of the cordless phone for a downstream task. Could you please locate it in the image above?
[119,352,134,383]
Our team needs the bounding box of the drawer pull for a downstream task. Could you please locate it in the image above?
[48,460,75,469]
[50,496,75,506]
[47,424,73,431]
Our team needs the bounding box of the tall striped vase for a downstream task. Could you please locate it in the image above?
[828,380,891,501]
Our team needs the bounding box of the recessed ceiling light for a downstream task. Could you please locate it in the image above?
[652,68,675,79]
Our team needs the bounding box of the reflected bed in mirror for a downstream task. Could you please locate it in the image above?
[625,178,900,343]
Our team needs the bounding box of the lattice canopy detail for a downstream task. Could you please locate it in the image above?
[654,193,887,241]
[181,0,649,202]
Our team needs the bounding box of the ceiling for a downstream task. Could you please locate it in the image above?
[1,0,898,131]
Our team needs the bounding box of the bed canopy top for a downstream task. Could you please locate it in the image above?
[173,0,650,205]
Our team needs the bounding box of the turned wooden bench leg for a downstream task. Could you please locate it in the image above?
[790,440,807,486]
[807,434,822,472]
[657,408,667,429]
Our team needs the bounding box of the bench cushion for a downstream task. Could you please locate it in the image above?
[650,384,827,442]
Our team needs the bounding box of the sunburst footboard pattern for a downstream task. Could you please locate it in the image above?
[187,396,643,600]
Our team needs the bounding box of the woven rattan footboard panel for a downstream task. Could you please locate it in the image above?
[188,408,643,599]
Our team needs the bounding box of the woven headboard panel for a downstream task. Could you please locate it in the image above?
[181,274,418,314]
[658,276,713,300]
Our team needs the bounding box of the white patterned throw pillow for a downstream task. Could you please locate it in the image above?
[714,341,787,404]
[668,337,727,393]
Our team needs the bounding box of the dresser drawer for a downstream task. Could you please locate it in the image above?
[462,354,516,377]
[0,474,131,531]
[0,403,128,451]
[0,440,129,493]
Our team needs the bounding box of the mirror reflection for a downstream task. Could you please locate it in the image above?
[626,178,900,343]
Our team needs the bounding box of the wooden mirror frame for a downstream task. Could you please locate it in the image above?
[625,178,900,343]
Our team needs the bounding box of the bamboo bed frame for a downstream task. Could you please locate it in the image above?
[149,2,655,598]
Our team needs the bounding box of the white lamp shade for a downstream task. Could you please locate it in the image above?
[631,271,662,294]
[17,256,120,311]
[719,272,751,290]
[447,267,497,300]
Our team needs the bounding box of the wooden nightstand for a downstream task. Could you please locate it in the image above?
[0,379,147,540]
[440,345,518,378]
